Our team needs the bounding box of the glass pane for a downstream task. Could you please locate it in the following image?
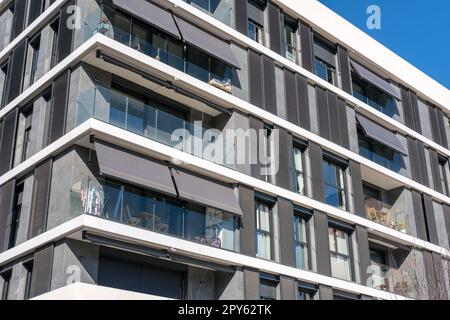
[336,230,349,255]
[296,173,305,195]
[256,232,272,260]
[131,23,149,54]
[257,203,271,232]
[296,244,308,270]
[328,227,336,252]
[114,13,130,46]
[126,97,145,135]
[109,91,127,129]
[295,216,307,242]
[167,40,184,71]
[324,184,339,208]
[294,148,303,171]
[187,47,210,82]
[331,254,352,281]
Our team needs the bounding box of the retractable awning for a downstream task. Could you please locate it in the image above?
[171,168,243,216]
[173,16,241,69]
[94,140,177,196]
[351,60,401,100]
[356,114,407,155]
[112,0,181,39]
[314,41,336,67]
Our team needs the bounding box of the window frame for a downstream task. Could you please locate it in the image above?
[322,155,348,210]
[23,260,34,300]
[293,207,312,270]
[8,181,24,249]
[255,195,275,261]
[438,156,449,196]
[293,143,307,195]
[0,58,10,107]
[1,269,12,300]
[259,273,279,300]
[28,34,41,86]
[314,56,335,85]
[328,224,354,282]
[297,282,317,300]
[49,17,60,68]
[247,18,264,45]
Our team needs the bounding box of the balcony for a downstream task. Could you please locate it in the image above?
[358,143,403,173]
[364,196,408,233]
[70,177,238,252]
[368,262,416,298]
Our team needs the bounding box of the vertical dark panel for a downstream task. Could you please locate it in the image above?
[314,210,331,276]
[337,45,351,94]
[423,194,439,245]
[428,105,441,145]
[409,92,422,134]
[319,284,333,300]
[401,88,415,131]
[407,137,421,183]
[248,50,263,108]
[268,3,281,54]
[411,190,428,241]
[296,74,310,130]
[6,39,27,104]
[280,276,296,300]
[355,226,371,286]
[0,180,15,253]
[57,0,75,63]
[416,141,429,187]
[309,142,324,201]
[277,198,295,267]
[27,0,44,26]
[48,70,70,144]
[431,253,448,299]
[0,109,19,175]
[350,160,365,218]
[29,244,54,298]
[249,116,263,180]
[443,204,450,245]
[263,55,277,114]
[11,0,27,39]
[243,267,259,300]
[284,69,299,126]
[299,22,313,72]
[235,0,248,35]
[239,185,256,256]
[436,108,448,148]
[316,86,330,140]
[276,128,292,190]
[423,251,438,299]
[29,159,53,238]
[327,91,340,145]
[337,98,350,149]
[428,149,443,193]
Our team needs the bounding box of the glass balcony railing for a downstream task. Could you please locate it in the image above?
[368,262,416,298]
[70,177,238,251]
[359,144,403,173]
[75,85,234,169]
[364,196,408,233]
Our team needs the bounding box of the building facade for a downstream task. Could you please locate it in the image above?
[0,0,449,300]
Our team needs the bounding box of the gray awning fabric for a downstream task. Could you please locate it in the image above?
[247,0,265,25]
[112,0,181,39]
[356,114,407,155]
[171,168,243,216]
[314,41,336,67]
[351,60,401,100]
[173,16,241,69]
[95,140,177,196]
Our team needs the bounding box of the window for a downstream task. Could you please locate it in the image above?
[248,19,264,44]
[293,146,305,195]
[50,18,60,68]
[1,270,11,300]
[186,0,233,26]
[8,182,24,249]
[294,210,310,270]
[255,199,273,260]
[21,109,33,162]
[297,284,316,300]
[28,35,41,86]
[369,246,389,291]
[328,226,353,281]
[247,0,265,45]
[439,157,449,196]
[0,60,9,107]
[261,125,273,183]
[259,273,278,300]
[323,158,347,210]
[283,17,297,62]
[352,77,397,117]
[315,57,335,84]
[23,260,34,300]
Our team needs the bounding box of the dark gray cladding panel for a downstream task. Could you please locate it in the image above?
[268,3,281,54]
[337,98,350,149]
[276,128,293,191]
[309,142,324,201]
[409,92,422,135]
[299,22,314,72]
[239,185,256,256]
[337,45,352,94]
[174,16,240,69]
[411,190,428,241]
[356,226,371,285]
[431,252,449,299]
[28,0,44,26]
[296,74,310,130]
[356,114,406,155]
[243,267,259,300]
[280,275,296,300]
[284,69,299,126]
[48,70,70,144]
[0,180,15,253]
[316,86,330,140]
[30,244,54,298]
[6,39,27,104]
[171,169,243,216]
[113,0,180,39]
[0,109,18,175]
[235,0,248,34]
[57,0,76,63]
[443,204,450,245]
[436,108,448,148]
[314,210,331,276]
[11,0,27,39]
[407,137,421,183]
[249,50,263,108]
[249,115,263,180]
[318,284,333,300]
[428,149,442,193]
[351,60,401,100]
[350,160,365,218]
[94,140,177,197]
[423,251,438,298]
[428,104,440,145]
[423,194,439,245]
[29,159,53,238]
[263,55,277,114]
[416,141,429,187]
[278,198,296,267]
[327,90,340,146]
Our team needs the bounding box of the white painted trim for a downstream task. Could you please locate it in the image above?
[0,214,411,300]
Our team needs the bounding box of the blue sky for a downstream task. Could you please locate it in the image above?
[318,0,450,89]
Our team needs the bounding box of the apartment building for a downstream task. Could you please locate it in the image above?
[0,0,449,300]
